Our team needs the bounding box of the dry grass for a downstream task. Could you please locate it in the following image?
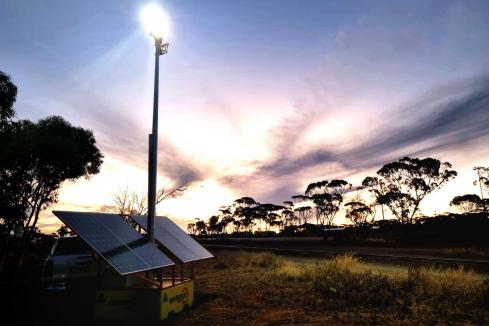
[438,247,489,259]
[213,251,283,270]
[273,253,486,318]
[275,253,358,281]
[332,252,359,271]
[169,251,489,325]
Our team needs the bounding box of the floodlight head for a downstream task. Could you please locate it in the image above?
[139,3,170,40]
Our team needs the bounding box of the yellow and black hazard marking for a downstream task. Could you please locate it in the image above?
[95,280,194,320]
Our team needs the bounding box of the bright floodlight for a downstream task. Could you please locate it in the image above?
[139,3,170,39]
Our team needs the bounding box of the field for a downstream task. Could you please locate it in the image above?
[3,248,489,325]
[169,250,489,325]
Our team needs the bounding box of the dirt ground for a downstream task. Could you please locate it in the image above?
[166,250,488,326]
[2,249,488,325]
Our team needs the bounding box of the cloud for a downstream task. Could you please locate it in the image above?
[221,75,489,203]
[215,1,489,204]
[339,76,489,168]
[260,149,335,177]
[60,82,206,186]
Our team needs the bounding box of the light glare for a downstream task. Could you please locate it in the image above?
[139,3,170,39]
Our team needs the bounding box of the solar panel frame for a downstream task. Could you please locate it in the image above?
[53,211,174,275]
[131,215,214,263]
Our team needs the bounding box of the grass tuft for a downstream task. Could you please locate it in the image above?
[332,252,359,271]
[276,261,314,281]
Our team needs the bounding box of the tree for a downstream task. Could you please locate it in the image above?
[255,203,283,231]
[0,71,17,127]
[232,219,242,233]
[279,201,298,230]
[233,197,259,232]
[187,222,197,235]
[304,179,352,226]
[473,166,489,213]
[1,72,103,242]
[108,187,146,215]
[217,206,235,234]
[450,194,483,214]
[207,215,222,234]
[0,116,103,242]
[327,179,353,196]
[344,201,374,226]
[294,206,313,225]
[381,191,415,223]
[56,224,71,238]
[361,176,388,221]
[376,157,457,224]
[105,183,189,216]
[195,219,207,235]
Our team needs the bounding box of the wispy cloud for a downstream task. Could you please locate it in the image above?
[340,77,489,168]
[213,1,489,204]
[58,80,206,186]
[221,75,489,202]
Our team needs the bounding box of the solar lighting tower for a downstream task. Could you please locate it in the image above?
[140,4,170,243]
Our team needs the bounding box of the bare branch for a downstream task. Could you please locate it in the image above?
[107,183,190,216]
[156,183,189,204]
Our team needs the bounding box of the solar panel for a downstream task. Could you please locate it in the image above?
[52,211,174,275]
[131,215,214,263]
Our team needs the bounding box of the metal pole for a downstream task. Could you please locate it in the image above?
[147,37,162,243]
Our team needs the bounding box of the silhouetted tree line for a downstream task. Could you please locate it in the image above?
[0,71,103,250]
[190,157,489,237]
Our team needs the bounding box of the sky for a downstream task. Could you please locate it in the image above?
[1,0,489,233]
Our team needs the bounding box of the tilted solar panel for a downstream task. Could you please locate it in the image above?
[53,211,174,275]
[131,215,214,263]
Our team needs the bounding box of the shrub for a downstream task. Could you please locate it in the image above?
[401,266,482,320]
[313,269,397,308]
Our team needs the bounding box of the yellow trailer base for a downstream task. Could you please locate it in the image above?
[95,280,194,320]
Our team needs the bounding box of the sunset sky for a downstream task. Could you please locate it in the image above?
[1,0,489,233]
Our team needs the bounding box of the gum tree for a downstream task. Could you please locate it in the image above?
[303,179,352,227]
[376,157,457,224]
[473,166,489,213]
[293,206,313,225]
[344,200,374,226]
[361,176,388,221]
[233,197,259,232]
[450,194,482,214]
[1,72,104,242]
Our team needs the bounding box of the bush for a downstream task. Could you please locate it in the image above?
[401,267,482,320]
[313,269,398,308]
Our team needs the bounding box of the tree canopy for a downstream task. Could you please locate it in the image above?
[344,201,373,226]
[303,179,352,226]
[450,194,482,213]
[0,71,104,242]
[0,71,17,126]
[375,157,457,223]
